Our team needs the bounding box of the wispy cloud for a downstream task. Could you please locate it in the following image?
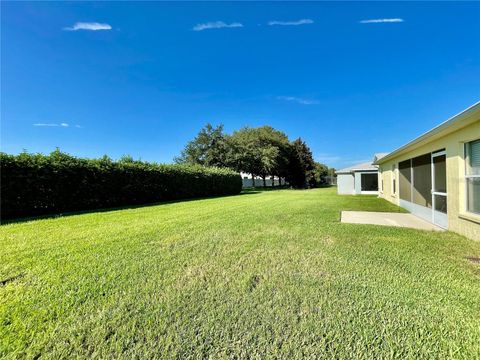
[316,154,342,164]
[63,22,112,31]
[359,18,404,24]
[33,123,82,128]
[268,19,314,26]
[277,96,319,105]
[33,123,68,127]
[193,21,243,31]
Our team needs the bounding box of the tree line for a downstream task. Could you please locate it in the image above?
[175,124,336,188]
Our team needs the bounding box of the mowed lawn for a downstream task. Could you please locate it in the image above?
[1,188,480,358]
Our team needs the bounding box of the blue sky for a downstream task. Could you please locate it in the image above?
[2,2,479,169]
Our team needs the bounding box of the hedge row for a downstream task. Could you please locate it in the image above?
[0,151,242,219]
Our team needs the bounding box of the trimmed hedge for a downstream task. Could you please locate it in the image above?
[1,151,242,219]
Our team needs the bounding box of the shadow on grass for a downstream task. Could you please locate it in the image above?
[1,191,260,225]
[242,185,334,193]
[3,186,330,225]
[241,186,291,194]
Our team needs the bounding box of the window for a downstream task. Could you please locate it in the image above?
[433,154,447,193]
[391,164,397,195]
[465,139,480,215]
[398,154,433,208]
[412,153,432,208]
[361,173,378,191]
[399,159,412,201]
[379,170,383,192]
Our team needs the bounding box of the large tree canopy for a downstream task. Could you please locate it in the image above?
[227,127,263,182]
[175,124,228,167]
[227,126,293,186]
[177,124,334,188]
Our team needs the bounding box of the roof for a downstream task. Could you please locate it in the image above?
[336,153,385,174]
[373,153,389,162]
[375,101,480,165]
[336,160,378,174]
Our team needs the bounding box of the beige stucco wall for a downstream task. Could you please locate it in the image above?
[378,120,480,241]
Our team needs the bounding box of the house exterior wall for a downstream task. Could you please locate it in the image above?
[354,172,362,195]
[378,120,480,241]
[354,171,379,195]
[337,173,355,194]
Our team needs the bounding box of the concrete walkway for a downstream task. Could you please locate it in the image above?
[341,211,444,231]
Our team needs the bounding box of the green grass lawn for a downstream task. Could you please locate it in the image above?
[1,188,480,358]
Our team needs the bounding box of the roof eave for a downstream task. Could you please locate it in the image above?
[375,101,480,165]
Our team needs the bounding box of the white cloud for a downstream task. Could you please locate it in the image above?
[277,96,319,105]
[63,22,112,31]
[359,18,404,24]
[193,21,243,31]
[268,19,314,26]
[33,123,81,128]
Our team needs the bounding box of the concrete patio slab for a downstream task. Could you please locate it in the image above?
[341,211,444,231]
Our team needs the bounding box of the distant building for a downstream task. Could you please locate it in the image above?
[324,175,337,186]
[335,153,387,195]
[240,173,285,188]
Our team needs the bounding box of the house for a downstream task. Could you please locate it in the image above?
[375,101,480,240]
[240,173,284,188]
[336,153,387,195]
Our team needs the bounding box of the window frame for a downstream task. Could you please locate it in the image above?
[360,172,379,192]
[465,139,480,215]
[391,164,397,197]
[379,169,384,193]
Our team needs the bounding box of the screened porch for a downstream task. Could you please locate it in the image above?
[398,150,448,228]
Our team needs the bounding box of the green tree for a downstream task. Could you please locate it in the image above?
[255,126,291,187]
[227,127,264,187]
[259,145,279,187]
[176,124,317,189]
[314,162,329,186]
[287,138,316,188]
[227,126,292,187]
[175,124,228,167]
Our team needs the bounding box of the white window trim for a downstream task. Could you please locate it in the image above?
[378,169,383,194]
[464,140,480,217]
[391,164,397,197]
[357,171,379,194]
[431,150,448,226]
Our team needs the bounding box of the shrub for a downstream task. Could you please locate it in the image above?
[0,150,242,219]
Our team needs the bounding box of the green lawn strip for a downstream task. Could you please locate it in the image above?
[1,188,479,358]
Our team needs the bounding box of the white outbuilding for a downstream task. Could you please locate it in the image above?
[336,153,387,195]
[240,172,284,188]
